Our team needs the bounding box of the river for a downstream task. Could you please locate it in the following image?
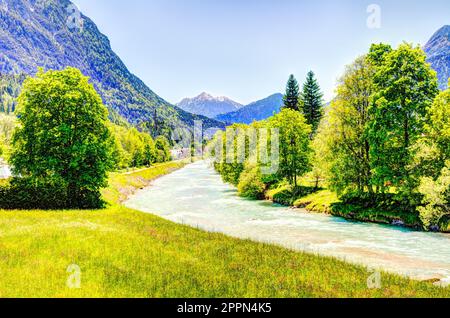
[124,161,450,283]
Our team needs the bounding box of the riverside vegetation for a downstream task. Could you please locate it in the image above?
[211,43,449,232]
[0,68,172,209]
[0,161,449,297]
[0,47,448,297]
[0,65,448,297]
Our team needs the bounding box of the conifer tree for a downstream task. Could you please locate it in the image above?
[300,71,324,136]
[283,74,300,111]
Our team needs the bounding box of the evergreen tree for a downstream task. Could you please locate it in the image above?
[300,71,324,136]
[283,75,300,111]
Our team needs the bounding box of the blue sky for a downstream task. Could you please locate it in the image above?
[72,0,450,104]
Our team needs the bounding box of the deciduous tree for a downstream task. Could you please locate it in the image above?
[11,68,114,208]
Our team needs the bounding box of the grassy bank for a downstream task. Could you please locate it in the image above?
[0,161,448,297]
[266,186,433,231]
[102,160,190,204]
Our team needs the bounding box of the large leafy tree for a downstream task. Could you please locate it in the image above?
[268,109,312,187]
[368,43,439,192]
[282,75,300,111]
[11,68,114,208]
[412,81,450,228]
[316,56,376,194]
[300,71,324,136]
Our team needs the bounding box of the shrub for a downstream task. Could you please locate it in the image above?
[267,184,319,206]
[214,162,244,186]
[338,191,418,214]
[0,177,104,210]
[237,165,266,199]
[417,162,450,230]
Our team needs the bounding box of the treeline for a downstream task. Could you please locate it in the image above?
[109,124,171,170]
[210,108,313,201]
[210,71,323,199]
[212,43,449,231]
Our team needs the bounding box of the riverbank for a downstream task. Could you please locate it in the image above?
[267,186,448,232]
[0,161,448,297]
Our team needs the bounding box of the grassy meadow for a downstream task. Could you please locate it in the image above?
[0,161,449,298]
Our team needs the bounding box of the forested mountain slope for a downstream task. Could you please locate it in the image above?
[0,0,224,137]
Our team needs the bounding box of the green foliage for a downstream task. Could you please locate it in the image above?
[282,74,300,111]
[310,43,447,231]
[210,123,250,186]
[317,56,375,194]
[294,190,339,213]
[300,71,324,136]
[0,176,102,210]
[368,43,439,191]
[0,113,16,160]
[410,81,450,230]
[266,184,319,206]
[10,68,114,209]
[237,164,266,199]
[367,43,392,67]
[268,109,312,187]
[418,162,450,230]
[0,73,26,114]
[215,162,245,186]
[211,109,313,198]
[155,136,172,163]
[337,192,418,215]
[109,124,161,169]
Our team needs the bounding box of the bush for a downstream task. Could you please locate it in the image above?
[338,192,418,214]
[331,191,422,228]
[237,166,266,199]
[214,162,244,186]
[267,184,319,206]
[0,177,104,210]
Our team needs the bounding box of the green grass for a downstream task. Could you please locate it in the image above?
[0,161,449,298]
[266,184,319,206]
[102,160,190,204]
[294,190,339,214]
[279,188,424,230]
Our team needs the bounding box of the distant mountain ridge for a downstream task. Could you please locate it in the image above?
[0,0,224,137]
[177,92,243,118]
[425,25,450,90]
[215,93,283,124]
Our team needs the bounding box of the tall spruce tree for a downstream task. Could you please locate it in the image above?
[283,74,300,111]
[300,71,324,136]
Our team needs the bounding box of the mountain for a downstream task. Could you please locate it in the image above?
[0,0,224,137]
[425,25,450,90]
[215,93,283,124]
[177,92,243,118]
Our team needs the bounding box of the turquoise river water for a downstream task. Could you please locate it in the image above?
[125,161,450,284]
